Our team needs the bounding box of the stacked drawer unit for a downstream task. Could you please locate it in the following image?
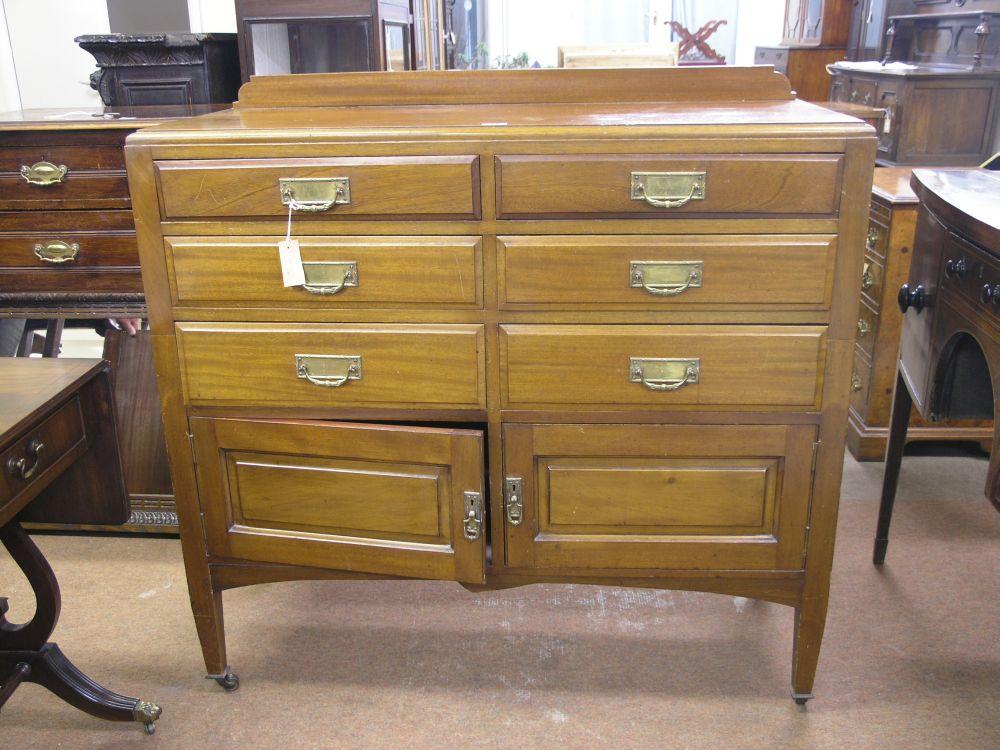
[847,167,993,460]
[126,68,876,700]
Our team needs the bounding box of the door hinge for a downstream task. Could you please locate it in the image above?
[505,476,523,526]
[462,491,483,542]
[811,440,822,474]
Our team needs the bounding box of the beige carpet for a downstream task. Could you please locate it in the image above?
[1,449,998,749]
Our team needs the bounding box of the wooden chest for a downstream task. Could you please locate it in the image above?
[125,67,876,701]
[847,167,993,460]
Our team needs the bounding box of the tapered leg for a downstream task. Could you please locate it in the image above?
[790,596,827,704]
[191,586,238,691]
[874,369,913,565]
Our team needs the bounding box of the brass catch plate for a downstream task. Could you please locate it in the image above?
[279,177,351,211]
[630,171,706,207]
[294,354,362,387]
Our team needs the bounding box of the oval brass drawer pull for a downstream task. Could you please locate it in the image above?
[295,354,362,387]
[301,261,358,295]
[630,171,706,209]
[279,177,351,212]
[21,161,68,186]
[629,357,700,391]
[7,438,45,480]
[630,260,703,296]
[34,240,80,263]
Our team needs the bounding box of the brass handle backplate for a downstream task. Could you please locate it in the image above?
[301,261,358,295]
[34,240,79,264]
[629,357,700,391]
[856,318,871,337]
[463,491,483,541]
[279,177,351,212]
[630,171,706,209]
[851,373,863,392]
[7,438,45,480]
[295,354,362,387]
[866,227,879,252]
[861,262,875,291]
[21,161,68,186]
[630,260,703,296]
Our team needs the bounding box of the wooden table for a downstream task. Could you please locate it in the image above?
[0,359,160,733]
[875,169,1000,564]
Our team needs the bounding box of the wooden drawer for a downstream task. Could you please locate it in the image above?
[500,324,826,409]
[165,236,482,308]
[156,156,481,219]
[0,267,144,295]
[176,323,486,409]
[0,233,138,268]
[498,234,837,308]
[0,172,130,210]
[191,418,486,583]
[495,154,843,218]
[503,423,816,572]
[850,349,872,415]
[855,299,879,357]
[861,254,884,306]
[0,397,87,507]
[0,145,126,173]
[847,78,877,107]
[0,209,135,233]
[939,232,1000,313]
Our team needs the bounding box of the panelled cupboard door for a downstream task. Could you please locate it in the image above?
[191,418,487,583]
[503,423,816,572]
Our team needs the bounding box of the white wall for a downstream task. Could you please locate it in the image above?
[0,4,21,110]
[734,0,785,65]
[186,0,236,33]
[2,0,109,108]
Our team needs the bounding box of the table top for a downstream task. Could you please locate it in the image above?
[873,167,918,205]
[0,358,105,444]
[912,168,1000,251]
[0,104,230,132]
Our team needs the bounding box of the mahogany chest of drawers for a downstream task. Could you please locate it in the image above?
[125,67,876,701]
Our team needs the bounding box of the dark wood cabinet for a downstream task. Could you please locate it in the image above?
[235,0,431,81]
[76,34,240,107]
[782,0,853,46]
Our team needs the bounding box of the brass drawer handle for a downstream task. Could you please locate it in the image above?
[294,354,362,387]
[629,357,700,392]
[279,177,351,212]
[630,260,702,296]
[301,261,358,295]
[857,318,871,337]
[851,373,863,392]
[21,161,68,186]
[7,438,45,480]
[866,227,879,252]
[861,262,875,291]
[630,171,706,209]
[34,240,79,264]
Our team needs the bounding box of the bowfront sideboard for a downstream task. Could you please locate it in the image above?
[125,67,876,702]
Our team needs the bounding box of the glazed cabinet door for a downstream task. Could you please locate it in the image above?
[191,418,487,583]
[502,423,816,572]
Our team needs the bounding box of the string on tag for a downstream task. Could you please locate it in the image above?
[285,202,294,243]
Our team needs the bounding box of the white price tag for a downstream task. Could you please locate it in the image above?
[278,239,305,287]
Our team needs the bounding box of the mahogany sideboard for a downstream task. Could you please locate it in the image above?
[0,105,223,533]
[875,168,1000,563]
[125,67,876,702]
[848,166,993,459]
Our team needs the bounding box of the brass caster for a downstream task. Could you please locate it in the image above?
[133,700,162,734]
[209,670,240,692]
[143,722,156,735]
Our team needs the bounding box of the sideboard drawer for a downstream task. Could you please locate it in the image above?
[177,323,486,409]
[165,236,482,307]
[0,172,130,210]
[191,417,487,583]
[496,154,843,218]
[0,145,126,173]
[0,233,138,268]
[498,234,837,308]
[503,423,815,571]
[156,156,481,219]
[500,324,826,409]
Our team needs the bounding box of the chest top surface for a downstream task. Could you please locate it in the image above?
[0,359,103,443]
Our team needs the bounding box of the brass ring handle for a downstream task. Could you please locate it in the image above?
[7,438,45,480]
[638,364,699,391]
[636,181,699,209]
[851,373,863,392]
[857,318,871,337]
[34,240,79,263]
[20,161,68,186]
[861,269,875,290]
[280,184,346,213]
[296,365,351,388]
[641,268,699,296]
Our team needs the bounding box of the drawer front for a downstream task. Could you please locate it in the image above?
[0,146,126,173]
[498,234,837,308]
[847,79,877,107]
[855,299,879,357]
[861,254,884,306]
[0,173,130,210]
[939,232,1000,313]
[156,156,481,219]
[0,396,87,508]
[192,418,487,583]
[166,236,482,307]
[503,423,816,572]
[0,233,138,268]
[496,154,843,218]
[0,267,144,295]
[500,324,826,409]
[850,349,872,416]
[0,209,135,233]
[177,323,486,409]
